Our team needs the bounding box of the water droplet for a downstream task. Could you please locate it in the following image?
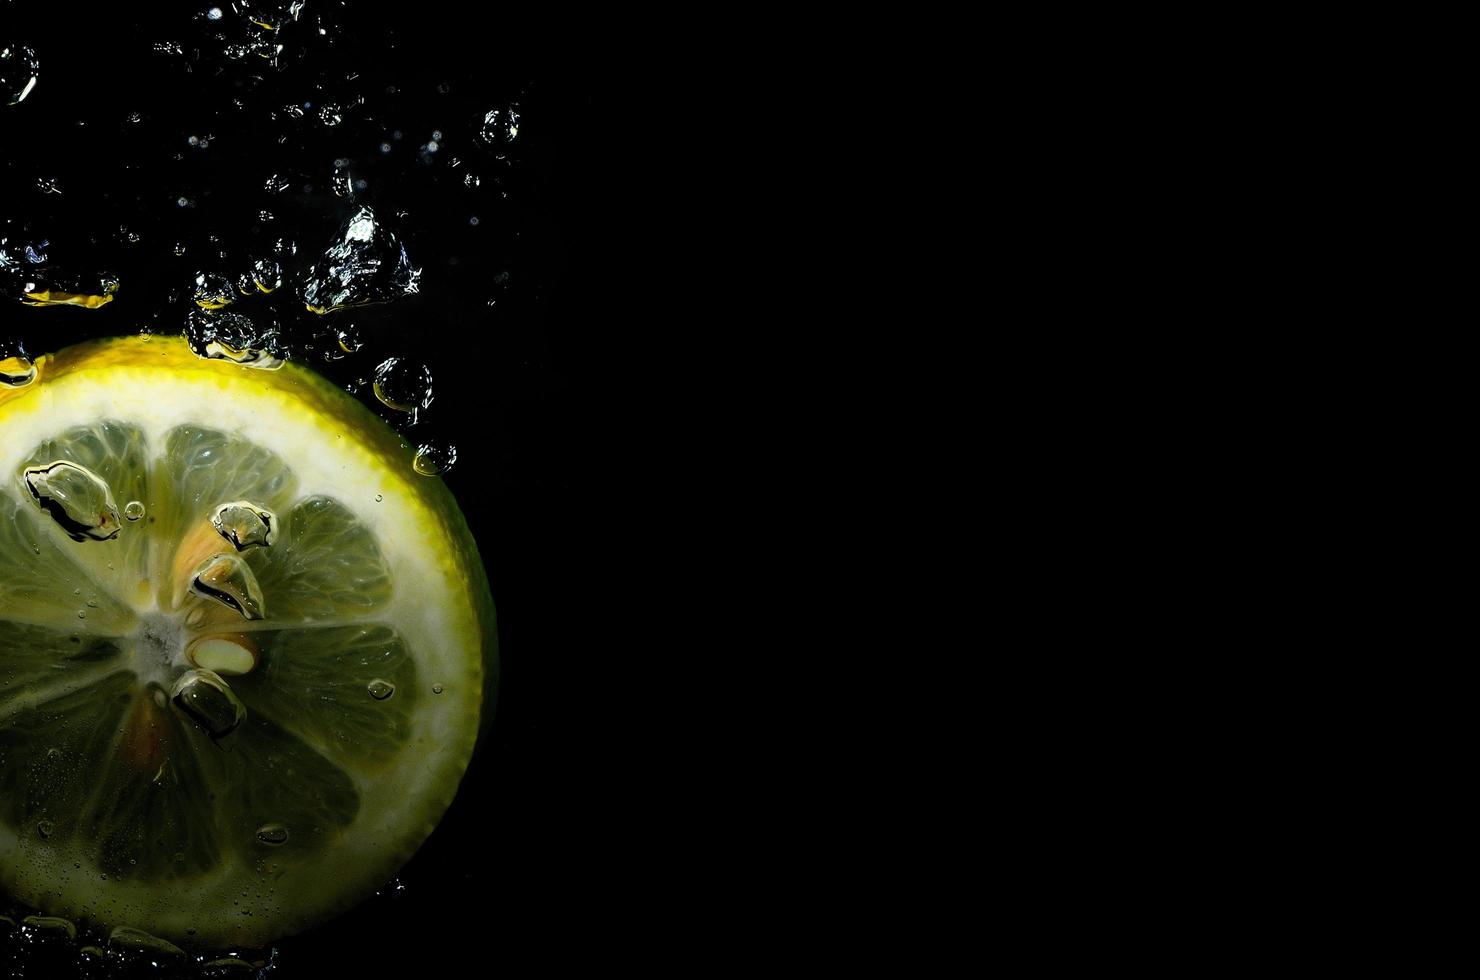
[432,683,444,695]
[0,338,36,387]
[36,819,54,839]
[2,44,40,106]
[189,553,266,620]
[255,822,289,845]
[301,206,420,314]
[368,679,396,700]
[412,442,458,476]
[479,104,521,150]
[171,669,248,737]
[124,500,146,521]
[23,461,122,541]
[372,357,433,414]
[212,501,276,550]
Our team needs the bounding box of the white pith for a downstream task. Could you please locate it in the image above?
[0,356,486,948]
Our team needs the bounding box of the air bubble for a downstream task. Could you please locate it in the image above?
[302,206,421,314]
[255,822,289,846]
[211,500,276,549]
[184,308,287,369]
[108,926,185,959]
[479,105,521,150]
[432,683,444,695]
[193,271,237,309]
[372,357,434,415]
[0,338,36,387]
[16,270,120,309]
[36,819,54,839]
[2,44,40,106]
[368,679,395,700]
[171,669,248,737]
[23,461,122,541]
[124,500,146,521]
[413,442,458,476]
[189,553,266,620]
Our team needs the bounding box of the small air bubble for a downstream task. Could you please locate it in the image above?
[412,442,458,476]
[432,683,444,695]
[368,679,395,701]
[255,822,289,846]
[0,339,37,388]
[372,357,433,414]
[37,819,54,839]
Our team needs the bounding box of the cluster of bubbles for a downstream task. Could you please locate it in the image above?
[0,28,535,482]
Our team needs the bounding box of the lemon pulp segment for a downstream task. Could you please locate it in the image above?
[0,337,496,948]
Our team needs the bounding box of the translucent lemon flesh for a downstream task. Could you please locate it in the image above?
[0,337,497,948]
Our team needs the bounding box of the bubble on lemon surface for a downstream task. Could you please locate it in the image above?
[373,357,433,414]
[171,669,248,738]
[1,337,36,387]
[301,206,421,314]
[36,819,55,839]
[22,915,77,939]
[368,679,396,701]
[255,822,290,846]
[211,500,276,550]
[107,926,185,959]
[183,308,286,370]
[124,500,146,521]
[188,553,266,620]
[413,441,458,476]
[23,460,122,541]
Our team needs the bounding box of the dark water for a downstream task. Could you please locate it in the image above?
[2,7,602,975]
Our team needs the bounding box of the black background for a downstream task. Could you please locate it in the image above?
[2,5,622,975]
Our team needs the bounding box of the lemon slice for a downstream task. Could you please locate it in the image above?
[0,336,497,949]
